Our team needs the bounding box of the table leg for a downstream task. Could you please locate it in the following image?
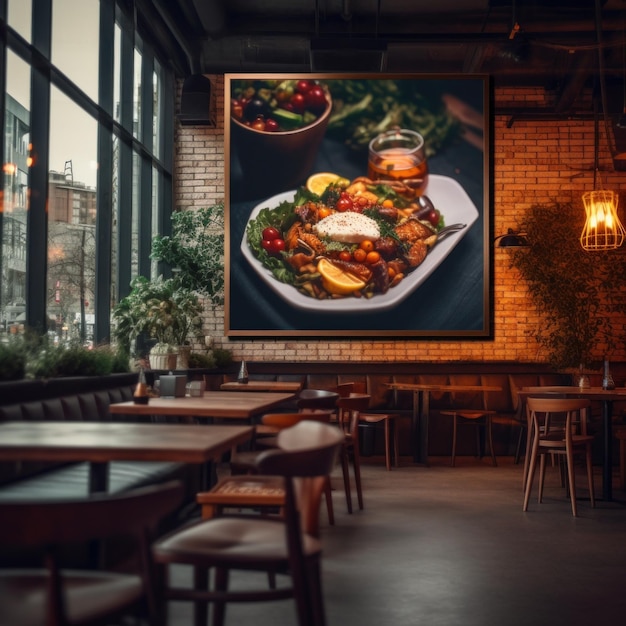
[412,390,430,465]
[87,462,109,567]
[603,400,613,502]
[88,461,109,493]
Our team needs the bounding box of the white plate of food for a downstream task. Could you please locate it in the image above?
[240,174,480,313]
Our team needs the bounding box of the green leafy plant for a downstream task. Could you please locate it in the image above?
[188,351,217,369]
[211,347,234,369]
[25,339,128,379]
[112,275,204,355]
[150,204,225,305]
[0,336,27,381]
[511,202,626,369]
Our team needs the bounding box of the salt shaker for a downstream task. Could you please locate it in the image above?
[602,359,615,391]
[237,360,249,384]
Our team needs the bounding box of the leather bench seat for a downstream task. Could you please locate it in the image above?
[0,460,188,500]
[0,379,196,498]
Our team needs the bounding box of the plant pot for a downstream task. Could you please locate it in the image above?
[150,347,177,371]
[177,345,192,370]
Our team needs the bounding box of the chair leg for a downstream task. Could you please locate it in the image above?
[340,448,353,513]
[451,414,458,467]
[392,417,399,467]
[522,423,533,488]
[352,448,364,510]
[487,416,497,467]
[212,566,229,626]
[523,438,539,511]
[193,566,209,626]
[538,453,547,504]
[324,476,334,525]
[565,446,578,517]
[384,419,391,471]
[306,558,327,626]
[586,444,595,509]
[514,423,525,465]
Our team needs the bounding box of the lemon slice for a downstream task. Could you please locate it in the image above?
[317,258,367,295]
[306,172,350,196]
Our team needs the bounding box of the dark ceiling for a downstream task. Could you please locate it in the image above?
[139,0,626,117]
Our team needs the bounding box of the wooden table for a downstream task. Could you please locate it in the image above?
[386,383,502,465]
[220,381,303,393]
[519,386,626,502]
[109,391,295,421]
[0,421,253,493]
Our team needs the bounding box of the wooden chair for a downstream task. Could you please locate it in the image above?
[152,421,345,626]
[439,378,497,467]
[296,389,341,412]
[200,411,336,533]
[523,397,595,517]
[0,481,184,626]
[339,381,399,471]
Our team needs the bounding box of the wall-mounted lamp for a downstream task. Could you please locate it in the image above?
[494,228,529,248]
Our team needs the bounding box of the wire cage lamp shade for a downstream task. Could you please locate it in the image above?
[580,190,625,251]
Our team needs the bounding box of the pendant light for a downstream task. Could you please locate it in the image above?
[580,109,624,251]
[580,0,625,251]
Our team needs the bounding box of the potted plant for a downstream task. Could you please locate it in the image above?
[150,203,225,306]
[112,275,204,369]
[510,202,626,370]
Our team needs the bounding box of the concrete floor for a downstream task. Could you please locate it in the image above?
[166,455,626,626]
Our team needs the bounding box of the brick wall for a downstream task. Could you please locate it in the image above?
[174,77,626,366]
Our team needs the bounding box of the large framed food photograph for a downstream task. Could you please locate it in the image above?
[225,73,490,337]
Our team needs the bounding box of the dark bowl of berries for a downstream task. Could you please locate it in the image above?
[230,78,332,197]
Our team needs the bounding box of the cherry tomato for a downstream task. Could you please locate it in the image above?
[382,199,394,208]
[269,238,286,255]
[359,240,374,253]
[231,99,244,120]
[318,207,332,220]
[353,248,367,263]
[264,118,279,132]
[290,93,306,114]
[262,227,281,241]
[250,116,266,131]
[261,239,273,252]
[336,195,353,212]
[296,79,314,94]
[339,250,352,262]
[426,209,440,227]
[305,85,328,114]
[366,251,381,264]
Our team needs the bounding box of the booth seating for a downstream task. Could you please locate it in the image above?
[0,373,199,504]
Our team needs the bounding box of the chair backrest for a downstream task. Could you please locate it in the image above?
[0,481,185,626]
[333,382,355,397]
[255,421,344,539]
[526,397,591,443]
[261,411,333,429]
[296,389,339,411]
[335,393,370,438]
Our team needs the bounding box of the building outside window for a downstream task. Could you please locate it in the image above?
[0,0,178,345]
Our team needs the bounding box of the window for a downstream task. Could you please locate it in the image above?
[0,0,176,344]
